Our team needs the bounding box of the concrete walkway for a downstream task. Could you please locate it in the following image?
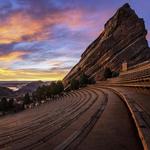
[77,88,143,150]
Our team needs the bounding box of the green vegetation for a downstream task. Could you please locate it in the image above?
[79,73,89,87]
[0,97,16,115]
[70,78,80,90]
[0,76,95,116]
[112,71,119,77]
[8,98,14,110]
[104,67,112,79]
[0,80,65,116]
[23,93,32,105]
[33,80,64,101]
[104,67,119,79]
[50,82,58,95]
[35,85,49,100]
[0,97,8,115]
[70,73,96,91]
[57,81,64,94]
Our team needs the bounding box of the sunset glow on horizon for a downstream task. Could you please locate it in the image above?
[0,0,149,81]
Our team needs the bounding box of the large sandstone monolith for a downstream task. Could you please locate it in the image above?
[63,3,150,86]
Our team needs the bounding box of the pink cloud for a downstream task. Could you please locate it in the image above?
[0,9,88,44]
[0,51,30,62]
[0,7,114,44]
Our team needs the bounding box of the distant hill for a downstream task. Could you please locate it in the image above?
[0,86,14,97]
[0,81,30,87]
[15,81,45,95]
[0,81,31,91]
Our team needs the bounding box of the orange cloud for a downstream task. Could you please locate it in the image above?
[48,10,85,28]
[0,10,85,44]
[0,51,29,62]
[0,68,67,81]
[48,60,64,67]
[0,12,45,44]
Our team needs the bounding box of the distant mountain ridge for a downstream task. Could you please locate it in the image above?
[0,81,51,97]
[63,3,150,86]
[15,81,45,95]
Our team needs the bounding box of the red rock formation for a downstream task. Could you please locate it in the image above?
[63,3,150,86]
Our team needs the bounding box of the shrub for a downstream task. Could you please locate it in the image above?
[112,71,119,78]
[56,81,64,94]
[70,78,79,90]
[104,67,112,79]
[8,98,14,110]
[23,93,32,105]
[88,77,96,84]
[33,81,64,101]
[50,82,58,95]
[79,73,89,87]
[0,97,8,115]
[35,86,48,100]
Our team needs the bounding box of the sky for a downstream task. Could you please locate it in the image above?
[0,0,149,81]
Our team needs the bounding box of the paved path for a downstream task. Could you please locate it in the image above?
[77,87,143,150]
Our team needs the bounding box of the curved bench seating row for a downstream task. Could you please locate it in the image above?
[0,88,99,150]
[100,62,150,88]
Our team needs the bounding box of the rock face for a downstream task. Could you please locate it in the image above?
[63,3,150,86]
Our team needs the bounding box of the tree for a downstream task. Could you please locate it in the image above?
[23,93,31,105]
[35,86,46,101]
[8,98,14,110]
[50,82,58,95]
[32,92,38,102]
[57,81,64,94]
[104,67,112,79]
[45,85,52,98]
[112,71,119,78]
[33,81,64,101]
[70,78,79,90]
[79,73,89,87]
[14,103,24,113]
[0,97,8,115]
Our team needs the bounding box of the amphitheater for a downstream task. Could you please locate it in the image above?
[0,60,149,150]
[0,3,150,150]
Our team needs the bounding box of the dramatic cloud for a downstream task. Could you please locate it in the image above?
[0,50,29,62]
[0,0,149,81]
[0,9,87,44]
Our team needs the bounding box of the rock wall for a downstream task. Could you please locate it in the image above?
[63,3,150,86]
